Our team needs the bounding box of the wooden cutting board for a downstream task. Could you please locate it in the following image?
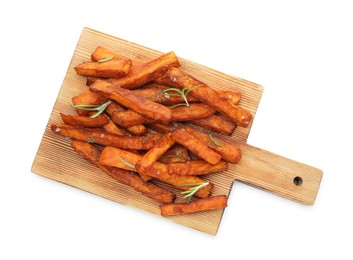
[31,27,323,235]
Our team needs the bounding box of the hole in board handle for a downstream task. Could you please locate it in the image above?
[293,176,303,186]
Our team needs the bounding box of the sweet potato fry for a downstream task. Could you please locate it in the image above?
[110,103,216,127]
[182,125,242,163]
[170,103,216,121]
[86,77,99,86]
[51,123,160,150]
[160,195,227,216]
[110,110,155,127]
[158,145,190,164]
[105,101,147,135]
[135,133,175,174]
[132,82,199,105]
[168,159,227,176]
[142,163,214,198]
[88,46,147,87]
[146,122,177,134]
[190,114,237,136]
[105,100,125,113]
[171,129,221,165]
[91,46,145,66]
[100,146,213,198]
[71,140,102,166]
[71,140,175,204]
[99,146,151,181]
[219,90,241,105]
[125,124,147,136]
[99,146,141,171]
[156,76,241,105]
[72,90,108,116]
[107,51,181,89]
[109,168,175,204]
[60,113,108,128]
[90,80,172,122]
[101,116,140,154]
[102,116,125,136]
[74,59,132,78]
[131,83,166,102]
[164,67,253,127]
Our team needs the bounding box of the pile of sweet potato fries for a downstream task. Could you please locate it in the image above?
[51,46,253,216]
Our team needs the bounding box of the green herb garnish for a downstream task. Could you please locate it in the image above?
[168,103,188,109]
[209,134,222,147]
[162,85,200,107]
[71,100,112,118]
[97,55,115,63]
[119,157,135,169]
[179,182,209,204]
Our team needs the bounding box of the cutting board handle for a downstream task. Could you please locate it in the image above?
[230,144,323,205]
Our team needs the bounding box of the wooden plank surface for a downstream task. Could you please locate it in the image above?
[31,27,322,235]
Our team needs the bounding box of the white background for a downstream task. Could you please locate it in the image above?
[1,0,352,259]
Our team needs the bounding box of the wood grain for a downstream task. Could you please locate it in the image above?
[31,27,323,235]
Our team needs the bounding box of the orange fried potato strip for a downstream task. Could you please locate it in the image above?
[171,129,221,165]
[182,125,242,163]
[160,195,227,216]
[168,159,227,176]
[140,162,213,199]
[147,122,177,134]
[110,110,155,127]
[60,113,108,128]
[136,133,175,174]
[146,122,177,134]
[105,101,147,135]
[102,116,125,136]
[90,80,172,122]
[190,114,237,136]
[51,123,160,150]
[99,145,141,171]
[71,140,175,204]
[74,59,132,78]
[219,90,241,105]
[91,46,145,66]
[109,168,175,204]
[72,90,108,116]
[123,124,147,136]
[107,51,181,89]
[110,103,216,127]
[99,146,213,198]
[170,103,216,121]
[132,82,199,105]
[98,146,150,181]
[158,144,190,164]
[164,67,253,127]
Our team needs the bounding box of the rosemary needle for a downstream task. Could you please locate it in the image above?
[162,85,200,107]
[97,55,115,63]
[209,134,222,147]
[179,182,209,204]
[119,157,135,169]
[168,103,188,109]
[71,100,112,118]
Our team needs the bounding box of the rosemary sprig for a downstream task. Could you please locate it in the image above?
[71,100,112,119]
[209,134,222,147]
[119,157,135,169]
[168,103,188,109]
[97,55,115,63]
[162,85,200,107]
[179,182,209,204]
